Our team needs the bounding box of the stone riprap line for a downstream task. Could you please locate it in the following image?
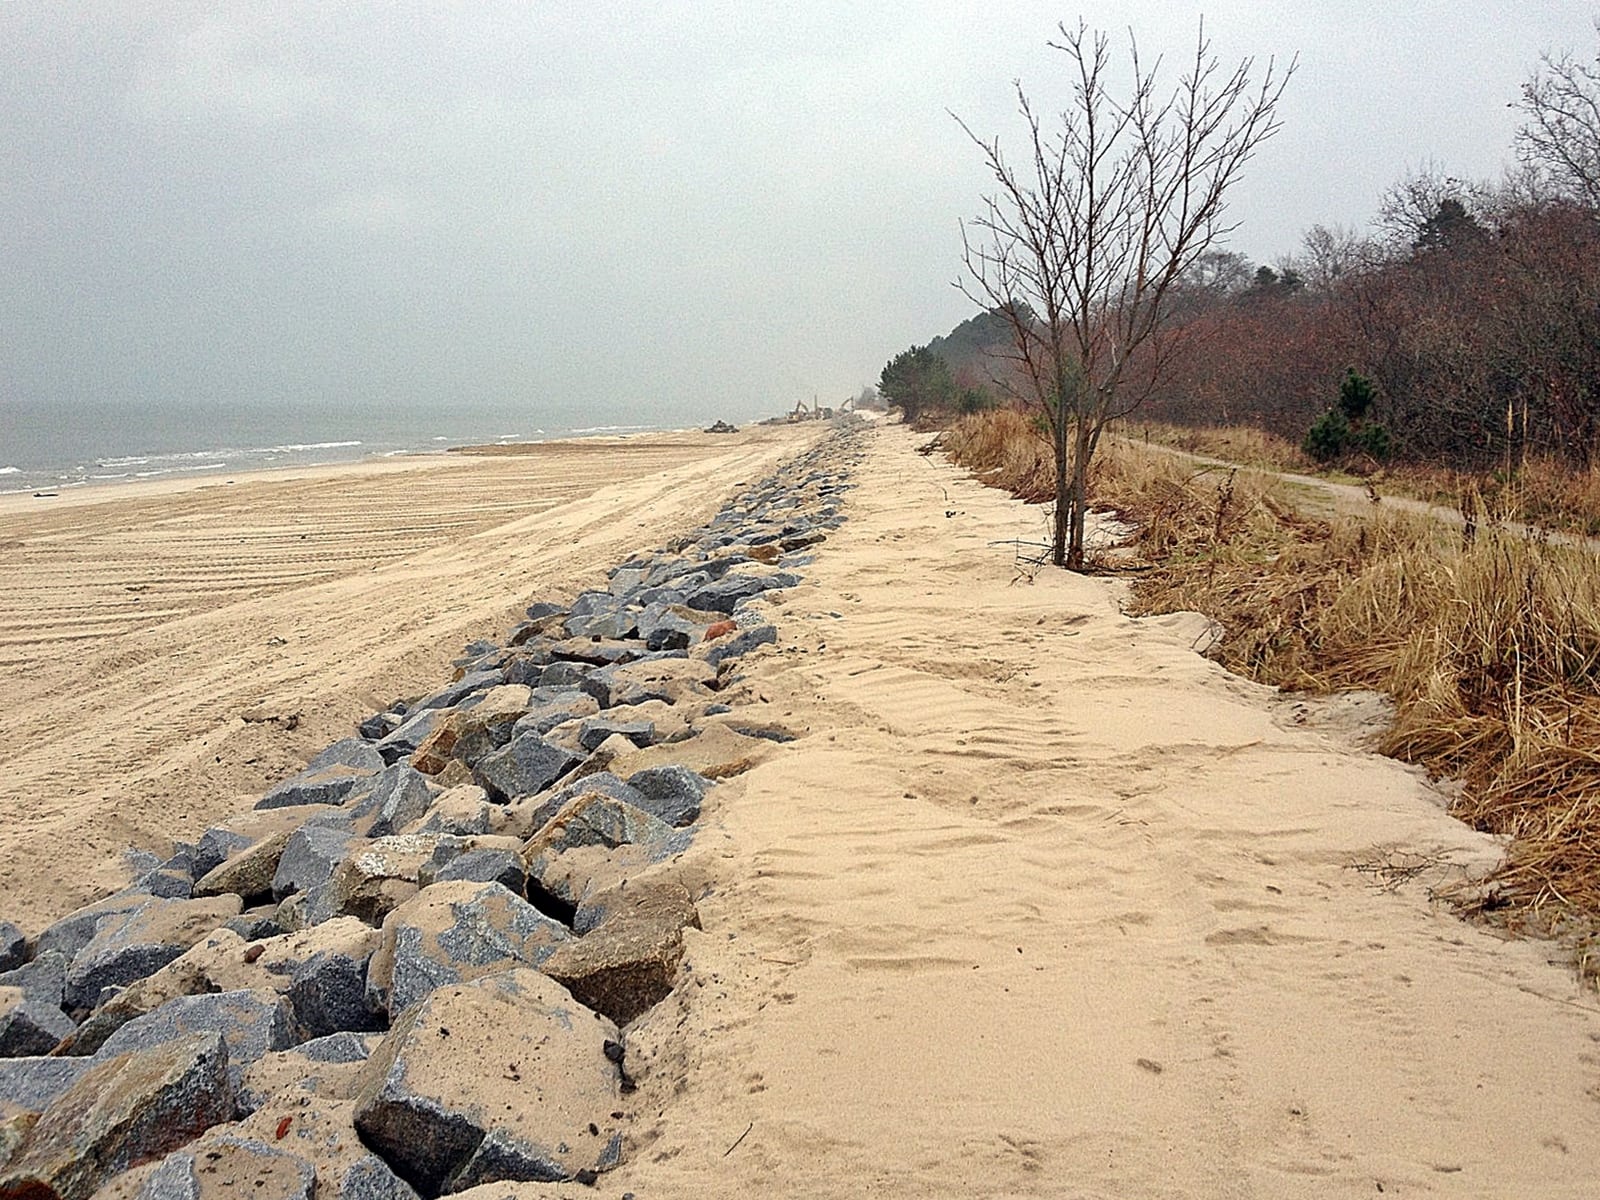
[0,424,860,1199]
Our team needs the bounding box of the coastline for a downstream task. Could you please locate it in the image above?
[0,422,818,929]
[0,421,713,512]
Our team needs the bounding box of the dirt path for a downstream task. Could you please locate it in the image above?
[620,424,1600,1198]
[0,428,816,930]
[1135,438,1600,552]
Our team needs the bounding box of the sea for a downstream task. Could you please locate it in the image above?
[0,400,675,496]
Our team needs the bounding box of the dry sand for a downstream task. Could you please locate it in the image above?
[5,421,1600,1195]
[616,425,1600,1198]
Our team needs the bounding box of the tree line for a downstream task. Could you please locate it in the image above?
[880,20,1600,524]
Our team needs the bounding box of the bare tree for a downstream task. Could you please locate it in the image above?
[1372,165,1490,253]
[1517,24,1600,209]
[1294,223,1370,291]
[956,21,1292,569]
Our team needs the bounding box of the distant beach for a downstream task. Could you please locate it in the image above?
[0,398,676,495]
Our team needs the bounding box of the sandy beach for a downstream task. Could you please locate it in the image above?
[0,427,816,930]
[5,421,1600,1194]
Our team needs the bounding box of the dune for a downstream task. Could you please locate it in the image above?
[3,420,1598,1195]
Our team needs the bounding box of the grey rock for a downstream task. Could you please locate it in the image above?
[64,896,243,1011]
[577,717,655,752]
[273,883,339,934]
[325,835,450,927]
[548,636,645,667]
[296,1031,376,1064]
[534,661,593,690]
[301,738,386,774]
[699,621,778,668]
[626,765,713,828]
[636,601,717,652]
[359,710,401,741]
[273,824,359,901]
[406,786,494,837]
[472,732,580,804]
[347,765,436,839]
[0,925,24,974]
[413,670,503,713]
[685,570,800,614]
[541,910,692,1027]
[365,882,571,1018]
[566,590,614,617]
[193,827,256,879]
[328,1153,421,1200]
[0,1056,94,1117]
[0,1032,233,1200]
[288,950,382,1039]
[521,793,675,858]
[193,830,291,904]
[121,848,163,879]
[129,868,194,900]
[0,953,65,1008]
[501,652,548,687]
[256,763,376,810]
[524,601,564,621]
[496,772,642,842]
[33,892,150,964]
[544,771,646,810]
[607,565,648,595]
[509,686,597,736]
[99,989,294,1083]
[352,969,621,1193]
[255,739,385,810]
[0,993,74,1058]
[375,708,444,765]
[222,911,284,942]
[579,657,712,709]
[426,848,526,894]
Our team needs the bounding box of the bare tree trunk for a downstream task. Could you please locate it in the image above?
[1066,421,1092,569]
[1052,411,1070,565]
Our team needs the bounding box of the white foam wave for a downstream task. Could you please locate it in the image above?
[132,463,228,478]
[266,440,362,453]
[0,466,18,475]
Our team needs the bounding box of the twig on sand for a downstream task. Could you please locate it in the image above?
[724,1121,754,1157]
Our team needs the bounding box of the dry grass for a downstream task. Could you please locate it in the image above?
[1140,419,1600,537]
[1132,420,1313,474]
[946,409,1600,974]
[939,408,1057,504]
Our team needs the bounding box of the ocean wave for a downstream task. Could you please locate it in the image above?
[132,463,228,478]
[97,440,362,469]
[0,466,18,475]
[265,440,362,453]
[569,423,653,435]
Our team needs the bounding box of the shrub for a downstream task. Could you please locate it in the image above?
[1303,408,1350,462]
[1355,422,1391,460]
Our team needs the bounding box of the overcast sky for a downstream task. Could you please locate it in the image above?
[2,3,1595,427]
